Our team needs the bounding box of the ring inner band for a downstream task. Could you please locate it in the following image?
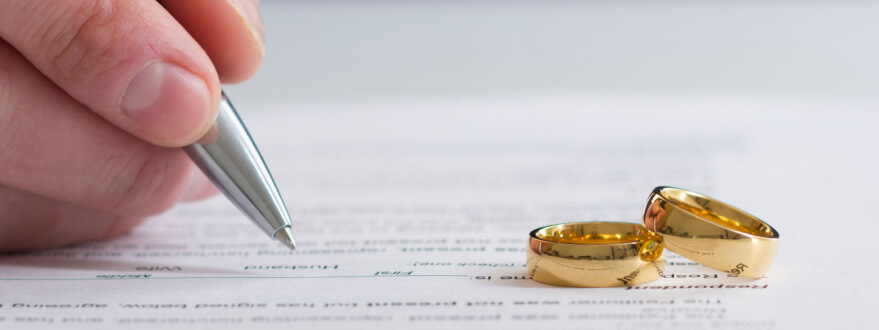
[534,223,645,245]
[659,188,777,238]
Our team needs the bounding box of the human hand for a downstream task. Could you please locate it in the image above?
[0,0,265,251]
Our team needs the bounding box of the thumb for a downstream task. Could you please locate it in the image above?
[0,0,221,147]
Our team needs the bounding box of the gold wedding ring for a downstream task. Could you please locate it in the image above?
[527,222,665,287]
[643,187,779,278]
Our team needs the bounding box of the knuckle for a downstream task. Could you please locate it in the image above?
[98,148,187,217]
[41,0,129,82]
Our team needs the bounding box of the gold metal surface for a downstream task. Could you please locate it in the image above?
[527,222,666,287]
[642,186,779,278]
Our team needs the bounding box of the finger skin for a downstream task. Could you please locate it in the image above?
[162,0,265,83]
[180,166,221,202]
[0,184,137,252]
[0,39,194,218]
[0,0,220,146]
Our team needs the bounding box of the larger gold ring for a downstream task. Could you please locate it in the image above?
[643,186,779,278]
[527,222,665,287]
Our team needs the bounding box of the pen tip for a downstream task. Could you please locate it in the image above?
[274,226,297,250]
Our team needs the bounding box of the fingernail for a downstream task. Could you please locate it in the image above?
[122,62,212,146]
[229,0,265,46]
[181,167,217,202]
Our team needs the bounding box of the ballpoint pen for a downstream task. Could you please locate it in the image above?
[183,92,296,250]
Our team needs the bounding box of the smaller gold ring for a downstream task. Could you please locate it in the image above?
[643,187,779,278]
[527,222,665,287]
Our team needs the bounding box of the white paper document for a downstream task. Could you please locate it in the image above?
[0,94,875,329]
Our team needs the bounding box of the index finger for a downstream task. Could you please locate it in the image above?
[162,0,265,83]
[0,0,221,147]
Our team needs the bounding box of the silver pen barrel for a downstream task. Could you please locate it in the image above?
[183,92,296,250]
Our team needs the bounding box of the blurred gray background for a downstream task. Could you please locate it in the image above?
[226,0,879,104]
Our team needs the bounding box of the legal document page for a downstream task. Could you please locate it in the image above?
[0,94,874,329]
